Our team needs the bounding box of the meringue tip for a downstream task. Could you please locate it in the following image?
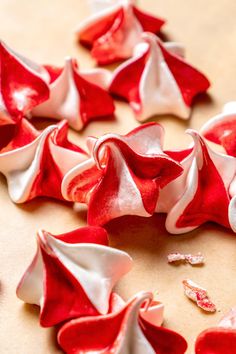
[37,229,51,248]
[65,56,73,63]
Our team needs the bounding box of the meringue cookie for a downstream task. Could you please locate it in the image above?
[76,0,165,64]
[201,101,236,157]
[0,119,87,203]
[0,41,49,125]
[57,291,187,354]
[110,33,210,121]
[157,130,236,234]
[17,226,132,327]
[195,307,236,354]
[62,122,183,226]
[200,104,236,233]
[31,57,114,131]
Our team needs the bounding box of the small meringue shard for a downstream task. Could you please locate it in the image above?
[0,41,49,124]
[0,119,87,203]
[62,122,183,226]
[76,0,165,64]
[219,307,236,330]
[57,291,187,354]
[31,58,114,131]
[110,33,210,121]
[183,279,216,313]
[167,252,204,265]
[17,226,133,327]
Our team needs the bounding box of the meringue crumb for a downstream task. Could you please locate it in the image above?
[167,252,204,265]
[183,279,216,313]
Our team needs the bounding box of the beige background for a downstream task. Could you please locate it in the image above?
[1,0,236,353]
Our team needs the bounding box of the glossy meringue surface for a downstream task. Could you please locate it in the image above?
[1,1,236,354]
[17,226,133,326]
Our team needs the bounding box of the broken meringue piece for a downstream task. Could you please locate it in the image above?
[16,226,132,327]
[185,253,204,265]
[61,122,183,226]
[0,41,50,125]
[183,279,216,313]
[195,307,236,353]
[158,129,236,234]
[0,119,87,203]
[31,57,114,131]
[109,32,210,121]
[201,102,236,157]
[167,252,204,265]
[76,0,165,64]
[218,307,236,329]
[167,253,186,263]
[57,291,187,354]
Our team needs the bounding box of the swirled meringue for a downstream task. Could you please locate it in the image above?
[0,119,87,203]
[110,32,210,121]
[0,41,49,125]
[157,130,236,234]
[201,102,236,157]
[58,291,187,354]
[76,0,165,65]
[195,307,236,354]
[61,123,183,226]
[31,57,114,131]
[16,226,132,327]
[200,104,236,232]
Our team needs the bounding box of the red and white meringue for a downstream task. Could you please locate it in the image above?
[0,119,87,203]
[201,102,236,157]
[0,41,49,125]
[61,123,183,226]
[110,33,210,121]
[76,0,165,64]
[157,130,236,234]
[31,58,114,131]
[195,307,236,354]
[16,226,132,327]
[58,291,187,354]
[200,104,236,232]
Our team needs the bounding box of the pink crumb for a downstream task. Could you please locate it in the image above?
[183,279,216,313]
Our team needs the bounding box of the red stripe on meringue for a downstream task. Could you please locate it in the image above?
[0,119,39,152]
[176,138,230,229]
[195,328,236,354]
[31,133,64,201]
[202,117,236,157]
[30,121,85,202]
[87,152,120,226]
[66,164,103,205]
[79,8,123,48]
[140,318,188,354]
[218,130,236,157]
[91,9,126,65]
[109,49,149,113]
[0,124,17,150]
[165,148,193,162]
[53,120,86,155]
[159,42,210,106]
[132,6,165,33]
[0,42,49,120]
[72,68,115,127]
[43,64,63,84]
[40,246,99,327]
[55,226,108,246]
